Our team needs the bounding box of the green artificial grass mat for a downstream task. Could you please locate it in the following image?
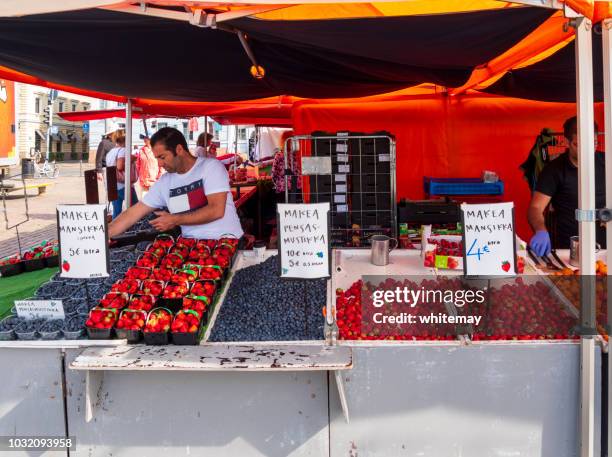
[0,267,57,318]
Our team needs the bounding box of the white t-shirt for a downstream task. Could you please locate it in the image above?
[143,157,243,240]
[105,147,126,189]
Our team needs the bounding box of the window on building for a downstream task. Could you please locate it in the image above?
[158,122,168,130]
[34,134,41,152]
[58,101,64,112]
[56,141,61,153]
[182,122,189,138]
[238,127,247,141]
[35,98,40,114]
[189,131,194,141]
[72,103,77,112]
[83,104,89,111]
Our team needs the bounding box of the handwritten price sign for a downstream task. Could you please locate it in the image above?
[461,202,516,277]
[277,203,330,279]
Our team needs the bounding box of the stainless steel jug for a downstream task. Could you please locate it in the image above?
[370,235,398,266]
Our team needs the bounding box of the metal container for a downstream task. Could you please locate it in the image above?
[370,235,398,266]
[569,236,600,267]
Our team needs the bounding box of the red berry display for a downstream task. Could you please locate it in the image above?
[145,309,172,333]
[116,309,146,330]
[188,245,211,261]
[190,280,216,300]
[152,267,174,282]
[136,252,159,268]
[169,243,190,259]
[152,236,174,250]
[183,295,209,316]
[86,308,117,329]
[162,281,190,299]
[171,310,201,333]
[160,253,184,270]
[172,268,198,283]
[125,266,151,280]
[129,294,157,312]
[198,265,223,281]
[141,279,164,296]
[99,293,128,309]
[111,278,140,294]
[176,236,197,248]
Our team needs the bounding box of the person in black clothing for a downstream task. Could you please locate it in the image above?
[95,132,116,173]
[528,116,605,254]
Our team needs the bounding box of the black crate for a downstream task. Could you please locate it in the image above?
[0,262,23,277]
[44,255,59,268]
[115,328,142,344]
[22,258,45,272]
[144,331,169,345]
[87,327,113,340]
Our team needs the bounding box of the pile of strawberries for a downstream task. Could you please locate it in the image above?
[87,235,238,342]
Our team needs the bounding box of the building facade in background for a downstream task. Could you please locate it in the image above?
[16,83,91,161]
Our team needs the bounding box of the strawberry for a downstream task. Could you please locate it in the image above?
[116,309,147,331]
[145,309,172,333]
[183,295,209,315]
[190,280,216,300]
[86,308,117,329]
[136,253,159,268]
[152,267,174,282]
[111,278,140,294]
[141,279,164,296]
[125,266,151,280]
[160,253,184,270]
[129,294,156,311]
[162,281,190,299]
[171,310,201,333]
[99,293,128,309]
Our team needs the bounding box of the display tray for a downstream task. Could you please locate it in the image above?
[70,343,352,371]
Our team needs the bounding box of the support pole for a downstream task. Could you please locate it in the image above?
[602,18,612,457]
[575,16,596,457]
[124,99,133,209]
[204,116,208,153]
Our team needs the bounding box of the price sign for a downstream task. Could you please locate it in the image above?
[461,202,516,276]
[277,203,331,279]
[57,204,110,278]
[15,300,64,320]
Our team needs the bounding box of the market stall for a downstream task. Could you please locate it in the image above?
[0,1,610,456]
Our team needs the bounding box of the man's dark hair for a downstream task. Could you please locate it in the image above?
[150,127,189,155]
[563,116,599,141]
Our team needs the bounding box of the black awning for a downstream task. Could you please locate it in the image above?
[483,31,603,102]
[34,130,45,141]
[0,7,553,101]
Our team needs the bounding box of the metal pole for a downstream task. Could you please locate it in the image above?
[602,18,612,457]
[204,116,208,152]
[575,16,596,457]
[142,118,149,138]
[124,99,133,209]
[46,92,53,161]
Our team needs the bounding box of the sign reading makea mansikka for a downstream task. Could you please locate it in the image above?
[56,204,110,279]
[461,202,517,277]
[277,203,331,279]
[14,300,65,320]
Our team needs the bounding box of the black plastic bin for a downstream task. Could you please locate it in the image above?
[21,158,35,178]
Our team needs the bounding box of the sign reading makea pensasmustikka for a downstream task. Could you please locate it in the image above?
[277,203,330,279]
[461,202,517,277]
[15,300,65,320]
[57,204,110,279]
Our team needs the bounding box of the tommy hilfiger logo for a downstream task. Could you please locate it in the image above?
[168,179,207,214]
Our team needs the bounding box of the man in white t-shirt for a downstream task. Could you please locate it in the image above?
[109,127,243,240]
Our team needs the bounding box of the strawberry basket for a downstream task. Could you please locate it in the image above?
[171,309,204,345]
[115,309,147,343]
[144,307,173,345]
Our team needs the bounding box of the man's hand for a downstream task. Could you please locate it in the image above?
[530,230,551,257]
[151,211,179,232]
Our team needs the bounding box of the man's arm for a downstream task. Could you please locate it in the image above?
[527,191,552,232]
[108,202,155,238]
[150,192,227,232]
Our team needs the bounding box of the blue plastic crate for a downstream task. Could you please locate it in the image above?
[424,177,504,196]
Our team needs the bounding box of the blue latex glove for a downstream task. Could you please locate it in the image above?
[529,230,551,257]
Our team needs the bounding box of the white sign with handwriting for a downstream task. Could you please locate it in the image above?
[15,300,65,320]
[278,203,330,279]
[57,204,109,278]
[461,202,516,276]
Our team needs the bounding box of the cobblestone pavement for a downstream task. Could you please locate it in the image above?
[0,162,106,258]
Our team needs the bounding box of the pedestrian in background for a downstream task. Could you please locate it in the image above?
[136,135,162,198]
[95,131,115,176]
[106,134,138,218]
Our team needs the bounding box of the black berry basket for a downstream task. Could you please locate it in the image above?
[44,255,59,268]
[158,281,190,313]
[182,295,211,326]
[171,309,204,345]
[0,261,24,277]
[86,308,118,340]
[143,308,173,345]
[22,257,46,272]
[115,309,147,344]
